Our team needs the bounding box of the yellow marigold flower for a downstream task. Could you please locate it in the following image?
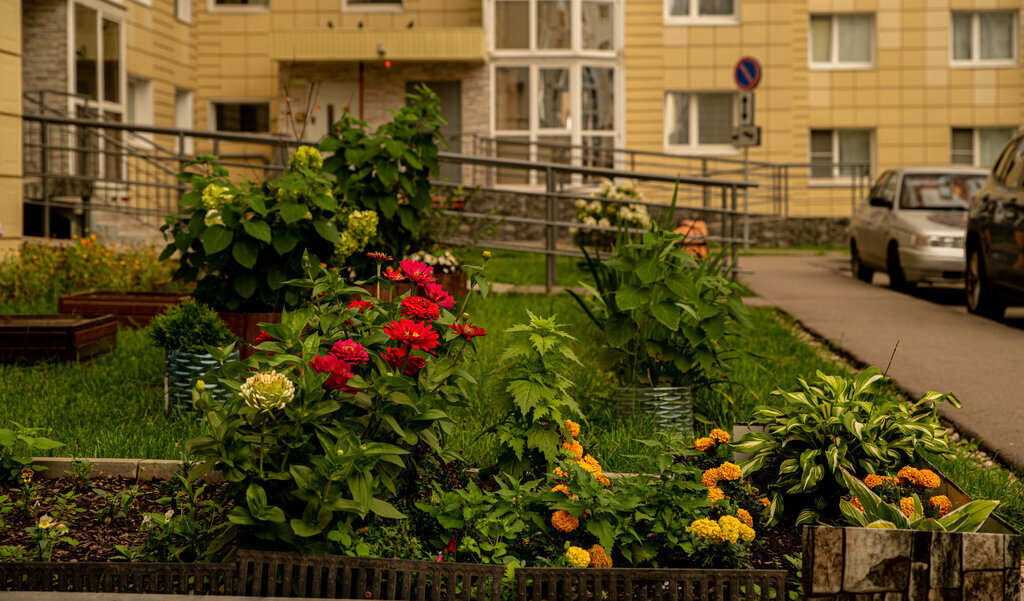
[565,419,581,438]
[552,484,571,496]
[579,455,602,473]
[707,487,725,503]
[899,497,916,517]
[687,518,722,541]
[760,497,770,508]
[736,508,753,529]
[717,515,743,544]
[588,544,613,568]
[717,462,742,481]
[553,467,568,479]
[916,469,941,490]
[562,439,584,460]
[849,497,864,511]
[551,510,579,533]
[566,546,590,567]
[701,468,720,487]
[595,473,611,486]
[929,495,953,517]
[897,466,921,487]
[739,523,756,542]
[694,437,715,452]
[709,428,731,443]
[864,474,892,489]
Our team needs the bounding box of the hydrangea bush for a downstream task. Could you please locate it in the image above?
[572,178,652,249]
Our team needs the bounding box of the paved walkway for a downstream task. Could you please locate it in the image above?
[739,252,1024,469]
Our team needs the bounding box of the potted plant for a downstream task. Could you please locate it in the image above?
[147,298,238,412]
[568,221,749,433]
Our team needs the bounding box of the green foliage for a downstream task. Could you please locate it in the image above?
[492,312,583,477]
[735,367,960,526]
[569,223,749,387]
[318,85,446,275]
[0,423,63,482]
[161,148,377,311]
[840,472,998,532]
[187,254,490,551]
[147,299,235,353]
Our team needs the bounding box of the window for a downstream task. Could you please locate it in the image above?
[208,0,268,12]
[176,0,192,22]
[212,102,270,133]
[493,0,616,52]
[126,76,154,147]
[175,89,195,155]
[344,0,403,10]
[951,128,1015,168]
[810,129,872,179]
[952,12,1017,66]
[993,138,1024,188]
[664,92,736,151]
[665,0,737,25]
[810,14,873,68]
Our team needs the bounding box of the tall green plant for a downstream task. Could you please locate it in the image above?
[147,299,235,353]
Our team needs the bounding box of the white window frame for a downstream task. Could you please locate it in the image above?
[663,0,739,27]
[176,0,193,23]
[808,14,875,70]
[950,11,1019,68]
[126,76,155,148]
[132,0,153,7]
[342,0,404,13]
[208,99,273,133]
[206,0,270,14]
[662,91,738,155]
[175,88,196,156]
[951,127,1016,167]
[808,129,873,183]
[488,0,620,57]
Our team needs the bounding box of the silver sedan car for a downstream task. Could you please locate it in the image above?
[850,167,988,290]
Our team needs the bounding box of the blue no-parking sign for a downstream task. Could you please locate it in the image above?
[733,57,762,91]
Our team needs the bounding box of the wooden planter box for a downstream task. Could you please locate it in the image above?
[369,271,468,302]
[58,289,188,327]
[0,314,117,363]
[515,566,787,600]
[217,311,283,359]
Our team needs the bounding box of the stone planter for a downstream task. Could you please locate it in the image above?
[803,525,1021,600]
[515,566,786,600]
[165,349,239,412]
[614,386,694,433]
[58,289,188,327]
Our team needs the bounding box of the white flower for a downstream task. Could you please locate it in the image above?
[575,199,587,210]
[240,371,296,412]
[597,218,611,228]
[583,216,598,226]
[142,514,153,526]
[38,515,54,530]
[164,509,175,520]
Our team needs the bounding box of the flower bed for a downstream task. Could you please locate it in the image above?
[0,314,117,362]
[57,290,187,327]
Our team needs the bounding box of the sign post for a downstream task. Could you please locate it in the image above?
[731,57,762,251]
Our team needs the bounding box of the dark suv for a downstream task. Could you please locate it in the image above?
[965,131,1024,320]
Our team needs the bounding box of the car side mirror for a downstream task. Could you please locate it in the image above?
[869,197,893,209]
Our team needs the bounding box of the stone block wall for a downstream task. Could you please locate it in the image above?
[803,526,1021,601]
[747,216,851,247]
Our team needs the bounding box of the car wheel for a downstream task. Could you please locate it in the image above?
[966,246,1006,320]
[851,242,873,283]
[887,244,916,292]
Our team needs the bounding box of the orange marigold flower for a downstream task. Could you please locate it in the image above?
[596,473,611,486]
[588,544,613,568]
[897,466,921,487]
[737,508,754,528]
[916,469,941,489]
[562,440,584,460]
[707,487,725,503]
[864,474,892,489]
[551,510,579,533]
[565,419,581,438]
[760,497,771,508]
[717,462,742,481]
[552,484,571,496]
[553,467,569,479]
[579,455,602,473]
[709,428,731,443]
[701,468,720,488]
[849,497,864,511]
[694,437,715,452]
[899,497,916,517]
[929,495,952,517]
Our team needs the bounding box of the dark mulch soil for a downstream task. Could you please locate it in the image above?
[749,518,803,576]
[1,476,184,562]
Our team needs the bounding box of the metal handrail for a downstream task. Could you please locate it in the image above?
[22,114,301,148]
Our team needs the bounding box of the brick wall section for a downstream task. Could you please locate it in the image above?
[22,0,67,105]
[803,526,1022,601]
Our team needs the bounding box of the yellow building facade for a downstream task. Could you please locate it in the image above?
[1,0,1022,245]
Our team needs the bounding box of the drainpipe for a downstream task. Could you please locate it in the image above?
[358,61,365,120]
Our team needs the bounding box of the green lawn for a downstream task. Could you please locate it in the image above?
[454,247,591,288]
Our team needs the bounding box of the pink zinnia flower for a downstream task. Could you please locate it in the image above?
[400,296,440,321]
[309,355,358,393]
[366,251,393,261]
[347,299,373,313]
[330,339,369,365]
[383,318,439,353]
[423,282,456,309]
[381,347,426,376]
[399,259,436,286]
[384,267,406,281]
[450,322,486,341]
[254,329,273,344]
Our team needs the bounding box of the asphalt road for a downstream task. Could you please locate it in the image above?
[739,252,1024,469]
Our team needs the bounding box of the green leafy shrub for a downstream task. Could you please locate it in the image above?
[840,471,998,532]
[491,312,583,477]
[186,254,490,551]
[0,423,63,482]
[318,85,446,276]
[147,299,235,353]
[733,367,960,526]
[161,148,378,311]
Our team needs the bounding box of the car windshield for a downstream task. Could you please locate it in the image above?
[899,174,986,210]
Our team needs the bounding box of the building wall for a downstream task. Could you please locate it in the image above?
[624,0,1024,217]
[1,0,22,250]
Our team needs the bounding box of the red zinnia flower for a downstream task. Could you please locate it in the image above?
[309,355,359,393]
[254,329,273,344]
[384,267,406,281]
[450,322,486,341]
[383,318,439,353]
[347,299,373,313]
[330,339,369,365]
[381,347,426,376]
[423,282,456,309]
[400,296,441,321]
[366,251,393,262]
[399,259,437,286]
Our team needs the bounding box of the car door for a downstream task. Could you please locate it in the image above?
[860,171,898,267]
[985,138,1024,288]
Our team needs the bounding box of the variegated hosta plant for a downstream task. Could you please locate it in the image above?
[732,367,960,526]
